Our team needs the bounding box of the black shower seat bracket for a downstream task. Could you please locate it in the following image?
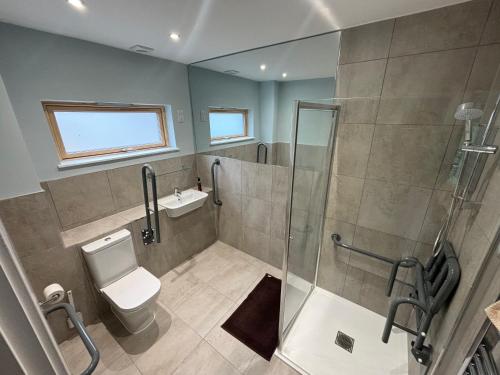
[331,233,460,367]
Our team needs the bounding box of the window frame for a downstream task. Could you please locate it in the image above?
[42,101,169,160]
[208,107,249,142]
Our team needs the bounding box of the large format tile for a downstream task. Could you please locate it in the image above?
[218,157,242,194]
[325,174,364,224]
[0,190,61,258]
[418,189,452,244]
[357,180,433,240]
[339,20,394,64]
[174,283,233,337]
[129,311,202,375]
[390,0,490,56]
[341,97,380,124]
[271,165,289,204]
[337,59,386,98]
[350,226,416,278]
[207,257,261,301]
[366,125,452,188]
[106,163,144,210]
[462,44,500,108]
[242,161,273,201]
[173,341,239,375]
[158,269,202,310]
[480,0,500,44]
[377,48,476,125]
[333,123,374,178]
[205,304,257,373]
[241,226,271,263]
[245,355,300,375]
[242,196,271,234]
[47,171,116,228]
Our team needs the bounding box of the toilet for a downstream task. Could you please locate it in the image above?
[82,229,161,334]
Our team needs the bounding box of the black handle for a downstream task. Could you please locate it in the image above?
[44,303,99,375]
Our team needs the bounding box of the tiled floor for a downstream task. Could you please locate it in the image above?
[59,241,299,375]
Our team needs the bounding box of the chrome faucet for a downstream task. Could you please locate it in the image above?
[174,187,182,200]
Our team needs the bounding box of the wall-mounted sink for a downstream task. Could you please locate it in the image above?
[158,189,208,218]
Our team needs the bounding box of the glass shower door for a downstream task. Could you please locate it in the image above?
[280,100,339,339]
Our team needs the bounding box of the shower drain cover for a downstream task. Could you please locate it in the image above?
[335,331,355,353]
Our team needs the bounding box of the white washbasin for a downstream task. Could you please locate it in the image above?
[158,189,208,218]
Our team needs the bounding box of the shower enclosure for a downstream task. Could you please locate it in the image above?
[278,100,409,375]
[279,100,339,337]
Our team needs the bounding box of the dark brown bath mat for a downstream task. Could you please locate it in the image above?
[221,273,281,361]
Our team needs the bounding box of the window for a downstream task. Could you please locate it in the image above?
[43,102,169,160]
[209,108,248,142]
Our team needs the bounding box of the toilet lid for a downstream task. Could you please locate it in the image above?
[101,267,161,312]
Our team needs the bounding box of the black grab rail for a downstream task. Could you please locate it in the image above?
[44,303,99,375]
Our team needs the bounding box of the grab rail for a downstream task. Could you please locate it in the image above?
[44,303,99,375]
[331,233,394,264]
[211,159,222,206]
[257,142,268,164]
[141,164,160,245]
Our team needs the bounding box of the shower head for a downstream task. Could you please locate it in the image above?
[455,102,483,145]
[454,102,483,121]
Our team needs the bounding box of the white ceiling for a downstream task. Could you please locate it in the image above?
[0,0,469,64]
[193,32,341,81]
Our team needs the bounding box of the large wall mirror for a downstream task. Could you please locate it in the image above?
[188,31,341,166]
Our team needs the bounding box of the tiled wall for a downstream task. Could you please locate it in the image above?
[0,153,217,343]
[196,155,288,268]
[317,0,500,324]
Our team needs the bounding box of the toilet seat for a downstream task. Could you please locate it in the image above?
[101,267,161,312]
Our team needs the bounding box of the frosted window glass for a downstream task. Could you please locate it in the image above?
[209,112,246,139]
[54,111,163,154]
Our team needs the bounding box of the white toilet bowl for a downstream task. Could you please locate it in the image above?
[82,229,161,334]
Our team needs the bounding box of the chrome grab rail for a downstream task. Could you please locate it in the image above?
[141,164,160,245]
[257,142,268,164]
[44,303,99,375]
[211,159,222,206]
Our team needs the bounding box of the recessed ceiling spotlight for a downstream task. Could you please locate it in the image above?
[260,64,266,71]
[67,0,85,10]
[282,72,287,78]
[170,32,180,41]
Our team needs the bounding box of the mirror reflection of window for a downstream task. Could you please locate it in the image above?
[209,108,248,143]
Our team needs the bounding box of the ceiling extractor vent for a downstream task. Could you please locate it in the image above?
[129,44,155,54]
[223,70,240,75]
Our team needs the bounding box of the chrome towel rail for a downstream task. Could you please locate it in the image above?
[44,303,99,375]
[211,159,222,206]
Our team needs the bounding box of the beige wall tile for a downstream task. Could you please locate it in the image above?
[242,161,272,201]
[242,196,271,234]
[47,171,116,229]
[339,20,394,64]
[0,190,61,258]
[219,215,243,249]
[351,226,416,278]
[357,180,432,240]
[341,265,365,304]
[218,157,242,194]
[481,0,500,44]
[378,48,476,125]
[435,125,465,191]
[333,124,374,178]
[270,200,287,240]
[107,163,144,210]
[341,97,380,124]
[418,189,452,244]
[366,125,452,188]
[271,165,289,203]
[390,0,490,56]
[326,175,364,224]
[462,44,500,108]
[359,271,390,316]
[337,59,387,98]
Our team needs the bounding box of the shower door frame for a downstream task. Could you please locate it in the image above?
[278,100,340,348]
